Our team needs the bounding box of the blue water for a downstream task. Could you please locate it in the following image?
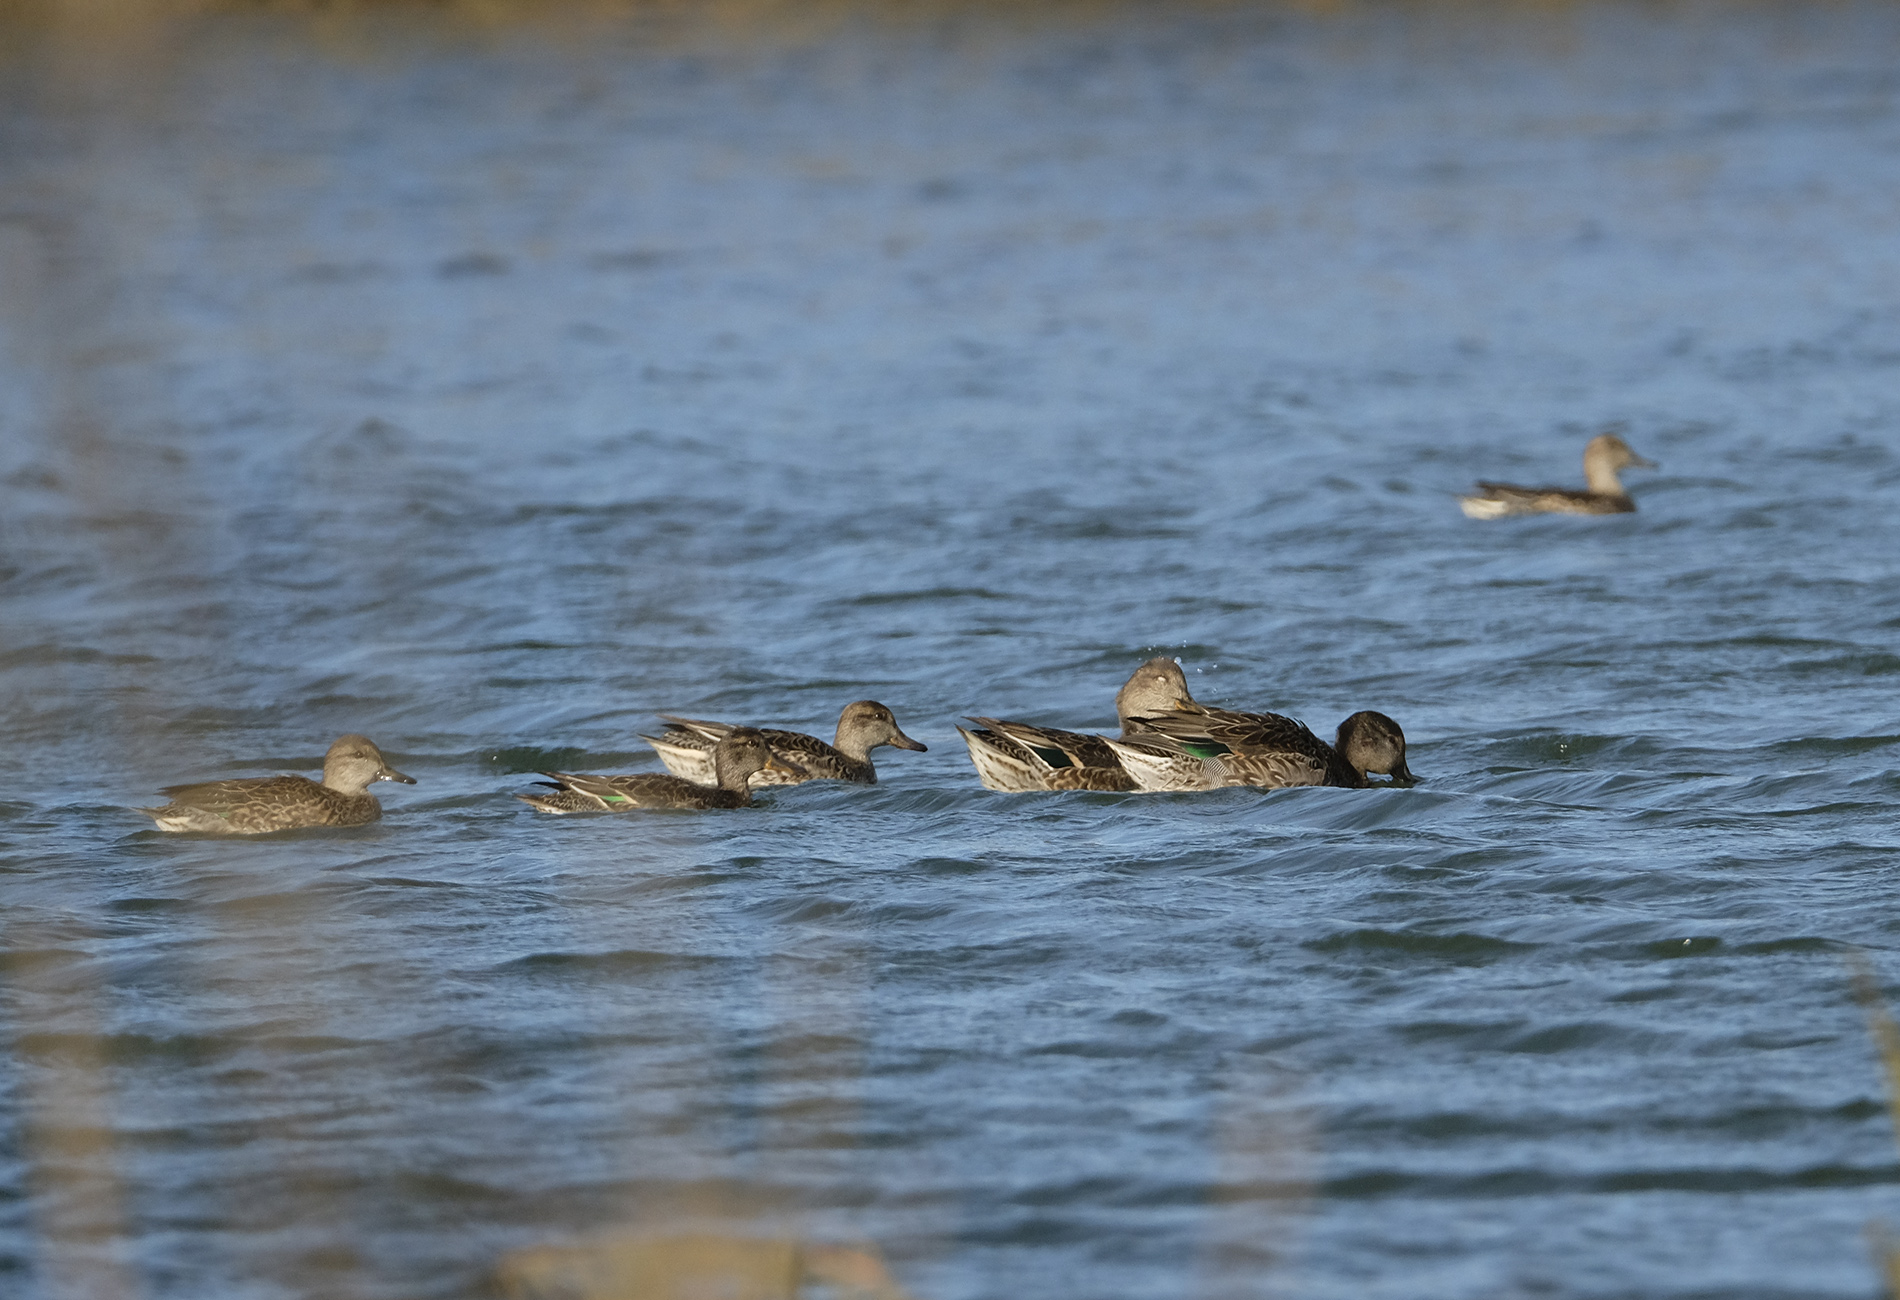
[3,3,1900,1297]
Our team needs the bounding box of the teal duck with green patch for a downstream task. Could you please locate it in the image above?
[1109,708,1417,791]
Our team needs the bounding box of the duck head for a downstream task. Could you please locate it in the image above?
[835,701,927,757]
[1583,432,1657,495]
[1335,712,1417,786]
[321,734,416,795]
[1115,656,1196,722]
[712,727,806,789]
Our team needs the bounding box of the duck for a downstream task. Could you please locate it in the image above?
[1108,708,1417,791]
[139,734,416,833]
[1459,432,1657,518]
[519,727,804,814]
[643,701,925,787]
[957,656,1198,792]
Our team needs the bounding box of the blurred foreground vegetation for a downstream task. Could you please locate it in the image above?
[0,0,1504,49]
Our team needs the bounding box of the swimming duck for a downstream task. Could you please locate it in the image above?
[1459,432,1657,518]
[139,734,416,833]
[519,727,804,814]
[643,701,926,787]
[957,656,1198,792]
[1107,708,1417,792]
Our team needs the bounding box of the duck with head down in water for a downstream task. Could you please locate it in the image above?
[1108,707,1417,792]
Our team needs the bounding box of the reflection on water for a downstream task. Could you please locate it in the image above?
[5,0,1900,1297]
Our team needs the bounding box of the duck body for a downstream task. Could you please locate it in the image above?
[1460,484,1635,517]
[644,701,925,788]
[521,771,753,813]
[1111,708,1417,792]
[520,727,802,815]
[1460,432,1656,519]
[1110,707,1346,790]
[140,734,415,834]
[958,656,1196,793]
[957,719,1138,792]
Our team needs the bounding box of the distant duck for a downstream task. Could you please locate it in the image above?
[1108,708,1417,792]
[519,727,803,814]
[140,734,416,833]
[1459,432,1657,518]
[644,701,925,787]
[958,656,1198,792]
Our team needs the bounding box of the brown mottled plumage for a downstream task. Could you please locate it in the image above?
[140,734,416,834]
[519,727,804,814]
[958,656,1196,792]
[1111,708,1418,791]
[643,701,925,787]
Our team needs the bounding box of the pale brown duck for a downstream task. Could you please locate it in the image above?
[140,734,416,834]
[1460,432,1657,518]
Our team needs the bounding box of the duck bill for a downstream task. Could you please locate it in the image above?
[1387,759,1419,788]
[889,730,928,752]
[764,754,807,777]
[377,766,418,785]
[1630,454,1659,469]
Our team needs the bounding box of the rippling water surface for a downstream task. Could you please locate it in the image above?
[4,2,1900,1296]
